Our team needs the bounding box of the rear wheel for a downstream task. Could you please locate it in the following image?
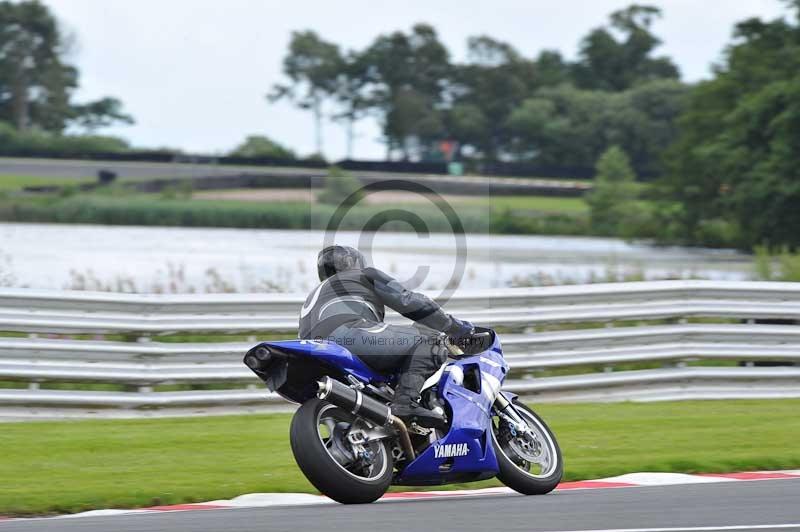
[491,400,563,495]
[289,398,393,504]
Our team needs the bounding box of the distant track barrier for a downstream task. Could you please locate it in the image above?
[0,280,798,420]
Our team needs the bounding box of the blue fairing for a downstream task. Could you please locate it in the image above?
[396,333,508,483]
[254,331,510,484]
[264,339,387,383]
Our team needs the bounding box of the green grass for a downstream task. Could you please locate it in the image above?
[0,174,603,236]
[194,187,589,214]
[457,195,589,214]
[0,175,91,191]
[0,192,592,236]
[1,399,799,516]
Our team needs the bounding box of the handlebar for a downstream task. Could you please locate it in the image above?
[443,329,493,358]
[443,335,465,357]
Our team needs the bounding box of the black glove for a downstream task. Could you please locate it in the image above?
[446,316,474,340]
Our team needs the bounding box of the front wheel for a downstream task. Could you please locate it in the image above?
[289,398,393,504]
[491,400,563,495]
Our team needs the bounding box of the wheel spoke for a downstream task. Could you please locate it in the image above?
[315,404,389,482]
[526,448,548,466]
[493,406,558,479]
[321,417,337,434]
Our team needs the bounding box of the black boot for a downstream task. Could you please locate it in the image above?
[392,372,446,429]
[392,401,446,429]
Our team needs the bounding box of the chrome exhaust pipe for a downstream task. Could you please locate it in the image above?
[389,415,416,462]
[316,376,415,460]
[316,376,391,425]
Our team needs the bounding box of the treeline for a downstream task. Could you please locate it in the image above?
[269,1,800,250]
[0,1,134,151]
[270,5,687,174]
[660,0,800,250]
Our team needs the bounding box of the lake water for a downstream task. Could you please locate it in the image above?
[0,223,753,294]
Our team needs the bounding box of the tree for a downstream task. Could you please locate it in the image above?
[269,9,687,166]
[269,31,342,156]
[573,4,679,91]
[661,3,800,249]
[505,80,687,170]
[360,24,451,160]
[331,51,371,159]
[505,95,565,161]
[446,102,488,155]
[448,36,537,159]
[508,85,618,165]
[0,1,132,133]
[585,146,638,234]
[535,50,571,87]
[0,0,75,130]
[622,79,687,171]
[70,97,134,133]
[229,135,295,159]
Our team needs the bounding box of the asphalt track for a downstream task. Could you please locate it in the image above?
[0,157,590,195]
[3,479,799,532]
[0,156,317,180]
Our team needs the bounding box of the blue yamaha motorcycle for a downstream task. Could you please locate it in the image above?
[244,327,562,503]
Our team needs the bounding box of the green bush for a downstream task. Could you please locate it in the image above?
[58,184,79,198]
[611,201,656,240]
[316,167,365,206]
[754,246,800,282]
[585,146,639,235]
[694,218,743,249]
[650,200,689,244]
[228,135,295,159]
[303,152,328,164]
[0,121,129,156]
[490,208,590,236]
[160,180,194,200]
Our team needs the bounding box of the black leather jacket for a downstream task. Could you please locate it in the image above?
[298,267,456,339]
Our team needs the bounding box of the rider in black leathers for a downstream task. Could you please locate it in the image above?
[299,245,473,426]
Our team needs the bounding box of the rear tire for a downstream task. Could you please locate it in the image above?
[492,400,563,495]
[290,398,393,504]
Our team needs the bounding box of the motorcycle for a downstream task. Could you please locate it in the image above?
[243,327,562,504]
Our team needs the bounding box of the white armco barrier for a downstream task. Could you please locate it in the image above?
[0,280,798,419]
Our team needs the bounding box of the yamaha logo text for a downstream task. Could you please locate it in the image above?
[434,443,470,459]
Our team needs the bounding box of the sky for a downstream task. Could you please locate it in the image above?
[45,0,789,160]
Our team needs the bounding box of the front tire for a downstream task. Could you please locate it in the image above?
[492,400,563,495]
[290,398,393,504]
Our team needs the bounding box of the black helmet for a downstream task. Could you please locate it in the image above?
[317,245,366,281]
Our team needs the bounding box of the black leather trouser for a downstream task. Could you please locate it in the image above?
[325,320,446,407]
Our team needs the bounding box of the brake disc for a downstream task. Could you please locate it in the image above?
[500,423,542,464]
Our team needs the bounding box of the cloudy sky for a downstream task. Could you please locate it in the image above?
[46,0,788,159]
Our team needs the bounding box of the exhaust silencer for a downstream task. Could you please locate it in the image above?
[317,376,417,461]
[244,346,272,371]
[317,376,391,426]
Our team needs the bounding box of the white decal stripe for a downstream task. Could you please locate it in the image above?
[299,280,328,318]
[482,373,502,401]
[421,362,448,392]
[480,356,502,368]
[534,525,800,532]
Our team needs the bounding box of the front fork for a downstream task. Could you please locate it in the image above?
[494,394,531,436]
